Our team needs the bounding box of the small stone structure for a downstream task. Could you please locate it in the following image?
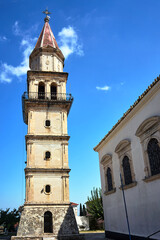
[76,216,89,231]
[17,206,78,236]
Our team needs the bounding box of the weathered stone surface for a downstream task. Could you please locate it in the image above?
[12,235,85,240]
[17,205,79,237]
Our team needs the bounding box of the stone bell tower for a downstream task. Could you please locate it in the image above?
[12,10,82,240]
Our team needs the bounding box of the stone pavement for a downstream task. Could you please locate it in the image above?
[0,233,113,240]
[83,232,111,240]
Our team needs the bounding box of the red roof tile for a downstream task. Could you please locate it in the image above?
[70,202,78,206]
[35,21,59,49]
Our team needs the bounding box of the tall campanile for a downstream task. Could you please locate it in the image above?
[13,11,82,240]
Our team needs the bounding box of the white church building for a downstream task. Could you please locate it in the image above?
[94,77,160,240]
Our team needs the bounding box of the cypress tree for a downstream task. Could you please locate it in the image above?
[80,203,83,216]
[83,204,86,216]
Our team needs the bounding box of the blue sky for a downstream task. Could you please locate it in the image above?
[1,0,160,211]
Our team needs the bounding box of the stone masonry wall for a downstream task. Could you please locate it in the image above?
[17,205,79,237]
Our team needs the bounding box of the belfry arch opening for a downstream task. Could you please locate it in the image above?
[38,82,45,99]
[51,84,57,100]
[44,211,53,233]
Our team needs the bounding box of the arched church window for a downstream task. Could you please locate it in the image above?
[44,211,53,233]
[51,84,57,100]
[147,138,160,176]
[38,82,45,99]
[106,167,113,191]
[122,156,132,185]
[45,151,51,159]
[101,154,116,195]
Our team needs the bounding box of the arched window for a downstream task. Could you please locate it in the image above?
[51,84,57,100]
[45,185,51,193]
[122,156,132,185]
[106,167,113,191]
[44,211,53,233]
[38,82,45,99]
[45,120,50,127]
[147,138,160,176]
[45,151,51,159]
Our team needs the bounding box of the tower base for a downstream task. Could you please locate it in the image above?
[12,235,84,240]
[12,204,84,240]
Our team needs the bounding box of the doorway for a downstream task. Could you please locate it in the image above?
[44,211,53,233]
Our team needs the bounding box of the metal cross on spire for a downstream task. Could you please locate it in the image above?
[42,8,51,22]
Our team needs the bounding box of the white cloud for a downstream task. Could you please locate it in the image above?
[0,22,37,83]
[0,36,7,41]
[58,26,84,59]
[12,21,21,36]
[0,72,11,83]
[0,23,83,83]
[96,85,111,91]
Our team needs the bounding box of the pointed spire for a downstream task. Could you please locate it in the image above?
[29,10,64,71]
[34,9,59,50]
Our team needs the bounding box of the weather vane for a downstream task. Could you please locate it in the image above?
[42,8,51,22]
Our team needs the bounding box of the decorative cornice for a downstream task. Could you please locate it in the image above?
[94,76,160,152]
[119,181,137,190]
[23,99,73,124]
[143,173,160,183]
[25,167,71,173]
[24,100,72,110]
[115,139,131,153]
[104,188,116,196]
[100,154,112,166]
[27,70,68,82]
[135,116,160,137]
[25,134,70,141]
[24,202,71,206]
[29,47,64,67]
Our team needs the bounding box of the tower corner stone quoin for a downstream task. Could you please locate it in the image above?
[12,11,84,240]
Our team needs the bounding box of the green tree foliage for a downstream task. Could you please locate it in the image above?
[83,204,86,216]
[87,187,104,220]
[0,208,20,232]
[79,203,83,216]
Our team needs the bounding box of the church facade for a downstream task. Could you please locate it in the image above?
[94,77,160,239]
[12,12,83,240]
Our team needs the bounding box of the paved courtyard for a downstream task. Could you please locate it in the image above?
[83,232,111,240]
[0,233,113,240]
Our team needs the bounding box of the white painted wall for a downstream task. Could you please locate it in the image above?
[98,85,160,238]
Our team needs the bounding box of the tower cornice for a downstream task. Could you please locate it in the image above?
[23,97,73,124]
[27,70,68,82]
[24,202,71,206]
[25,134,70,141]
[25,167,71,174]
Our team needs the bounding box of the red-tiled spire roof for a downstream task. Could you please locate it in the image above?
[35,20,59,50]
